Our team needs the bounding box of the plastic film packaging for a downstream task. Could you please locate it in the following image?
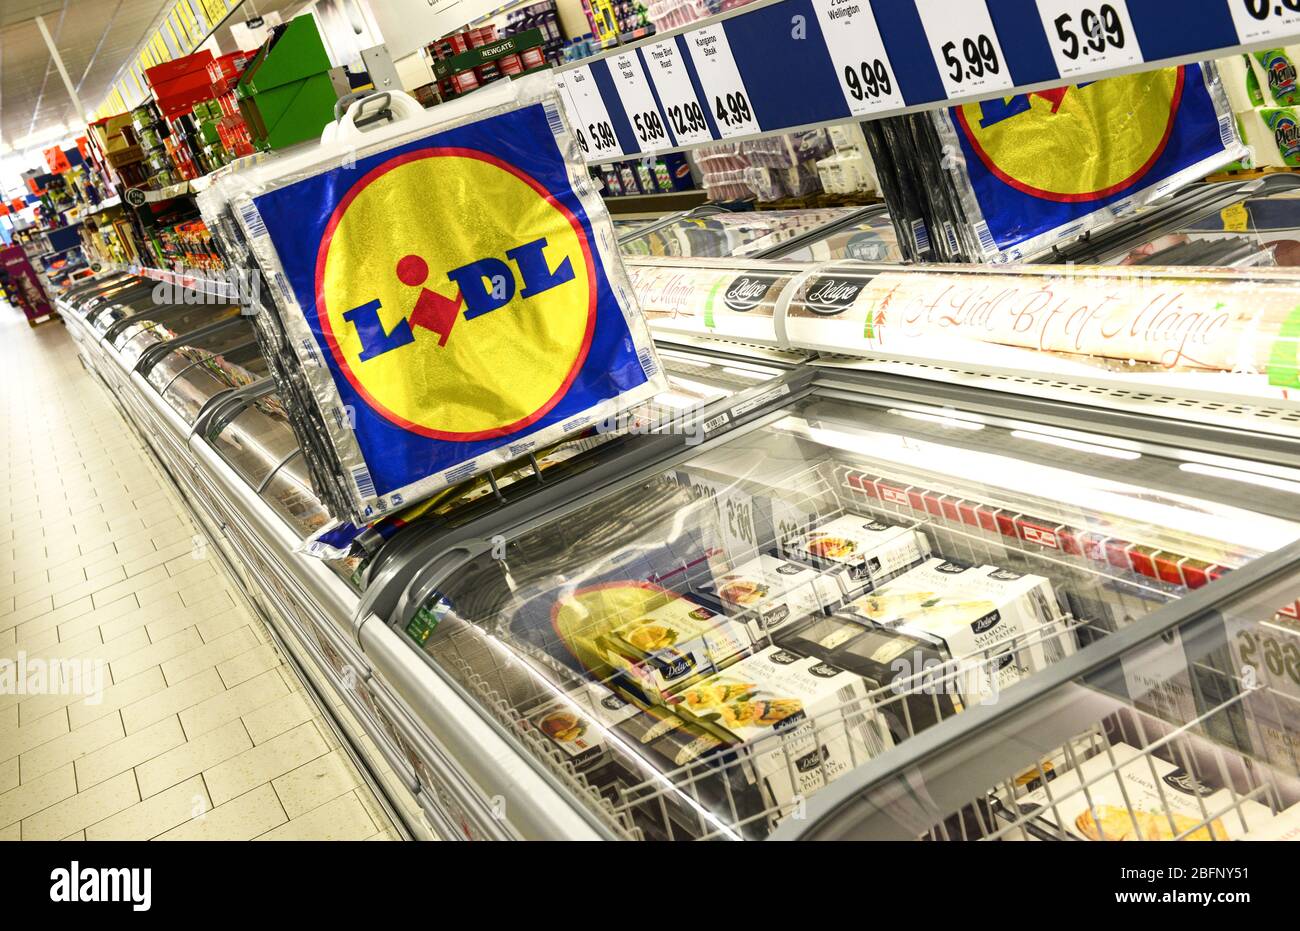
[932,64,1247,263]
[204,79,665,523]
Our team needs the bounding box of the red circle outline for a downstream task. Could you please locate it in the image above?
[954,67,1186,204]
[314,146,597,443]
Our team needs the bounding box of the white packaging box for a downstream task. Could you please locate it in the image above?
[843,558,1072,701]
[672,645,893,824]
[603,596,755,704]
[704,554,842,640]
[1240,802,1300,840]
[1007,741,1274,840]
[787,513,930,599]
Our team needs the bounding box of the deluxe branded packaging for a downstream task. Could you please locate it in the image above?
[602,595,755,705]
[1005,742,1273,840]
[204,78,665,523]
[698,554,842,640]
[671,645,892,825]
[927,64,1246,262]
[524,689,611,769]
[775,614,959,740]
[786,513,930,599]
[843,559,1073,701]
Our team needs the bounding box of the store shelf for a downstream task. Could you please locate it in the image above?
[555,0,1300,163]
[605,189,708,215]
[124,175,211,206]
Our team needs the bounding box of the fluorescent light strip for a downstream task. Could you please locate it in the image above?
[888,408,985,431]
[1180,462,1300,496]
[1011,430,1141,460]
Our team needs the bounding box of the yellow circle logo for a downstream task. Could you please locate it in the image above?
[955,67,1185,203]
[316,148,596,441]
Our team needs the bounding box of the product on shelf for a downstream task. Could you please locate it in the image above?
[1004,741,1274,840]
[842,558,1072,701]
[235,15,338,151]
[208,79,664,522]
[785,513,930,598]
[602,594,754,704]
[701,553,843,639]
[670,645,893,827]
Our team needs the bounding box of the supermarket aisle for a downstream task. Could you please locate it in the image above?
[0,307,399,841]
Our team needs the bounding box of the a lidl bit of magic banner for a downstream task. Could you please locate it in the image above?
[239,97,663,520]
[937,64,1244,262]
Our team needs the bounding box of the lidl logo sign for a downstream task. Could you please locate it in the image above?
[316,148,597,442]
[955,68,1185,203]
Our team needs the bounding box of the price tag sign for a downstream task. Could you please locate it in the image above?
[812,0,905,115]
[609,51,672,152]
[564,65,624,159]
[684,24,761,138]
[915,0,1014,99]
[1228,0,1300,45]
[1036,0,1141,78]
[642,39,713,145]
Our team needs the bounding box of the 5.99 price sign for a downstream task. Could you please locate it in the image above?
[915,0,1014,98]
[1037,0,1141,78]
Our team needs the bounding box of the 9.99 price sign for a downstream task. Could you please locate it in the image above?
[1037,0,1141,78]
[915,0,1014,98]
[813,0,905,115]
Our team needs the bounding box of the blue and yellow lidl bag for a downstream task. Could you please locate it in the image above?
[215,79,665,522]
[935,63,1247,263]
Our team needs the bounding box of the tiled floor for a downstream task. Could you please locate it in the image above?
[0,306,398,841]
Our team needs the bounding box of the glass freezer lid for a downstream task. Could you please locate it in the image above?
[618,208,863,259]
[259,452,363,589]
[112,302,243,354]
[397,389,1300,841]
[157,343,267,425]
[774,211,904,264]
[144,318,259,393]
[211,388,303,489]
[85,285,162,331]
[76,278,152,320]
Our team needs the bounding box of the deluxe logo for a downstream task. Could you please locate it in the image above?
[316,147,596,441]
[655,651,696,679]
[803,277,865,316]
[771,650,801,665]
[722,274,779,313]
[988,568,1024,582]
[809,662,840,679]
[936,562,971,574]
[1162,769,1215,797]
[775,563,804,575]
[956,68,1185,202]
[971,610,1002,635]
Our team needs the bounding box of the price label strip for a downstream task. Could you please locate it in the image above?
[564,64,625,159]
[915,0,1015,99]
[684,23,761,139]
[1036,0,1141,79]
[1228,0,1300,45]
[642,39,713,146]
[609,50,673,152]
[812,0,905,115]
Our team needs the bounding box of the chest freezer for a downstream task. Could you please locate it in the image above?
[355,364,1300,840]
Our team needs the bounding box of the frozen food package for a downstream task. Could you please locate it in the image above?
[601,594,755,705]
[1240,106,1300,168]
[206,79,666,522]
[785,513,930,599]
[698,553,843,640]
[932,63,1247,263]
[1004,741,1275,840]
[861,117,935,262]
[842,558,1073,701]
[670,645,893,827]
